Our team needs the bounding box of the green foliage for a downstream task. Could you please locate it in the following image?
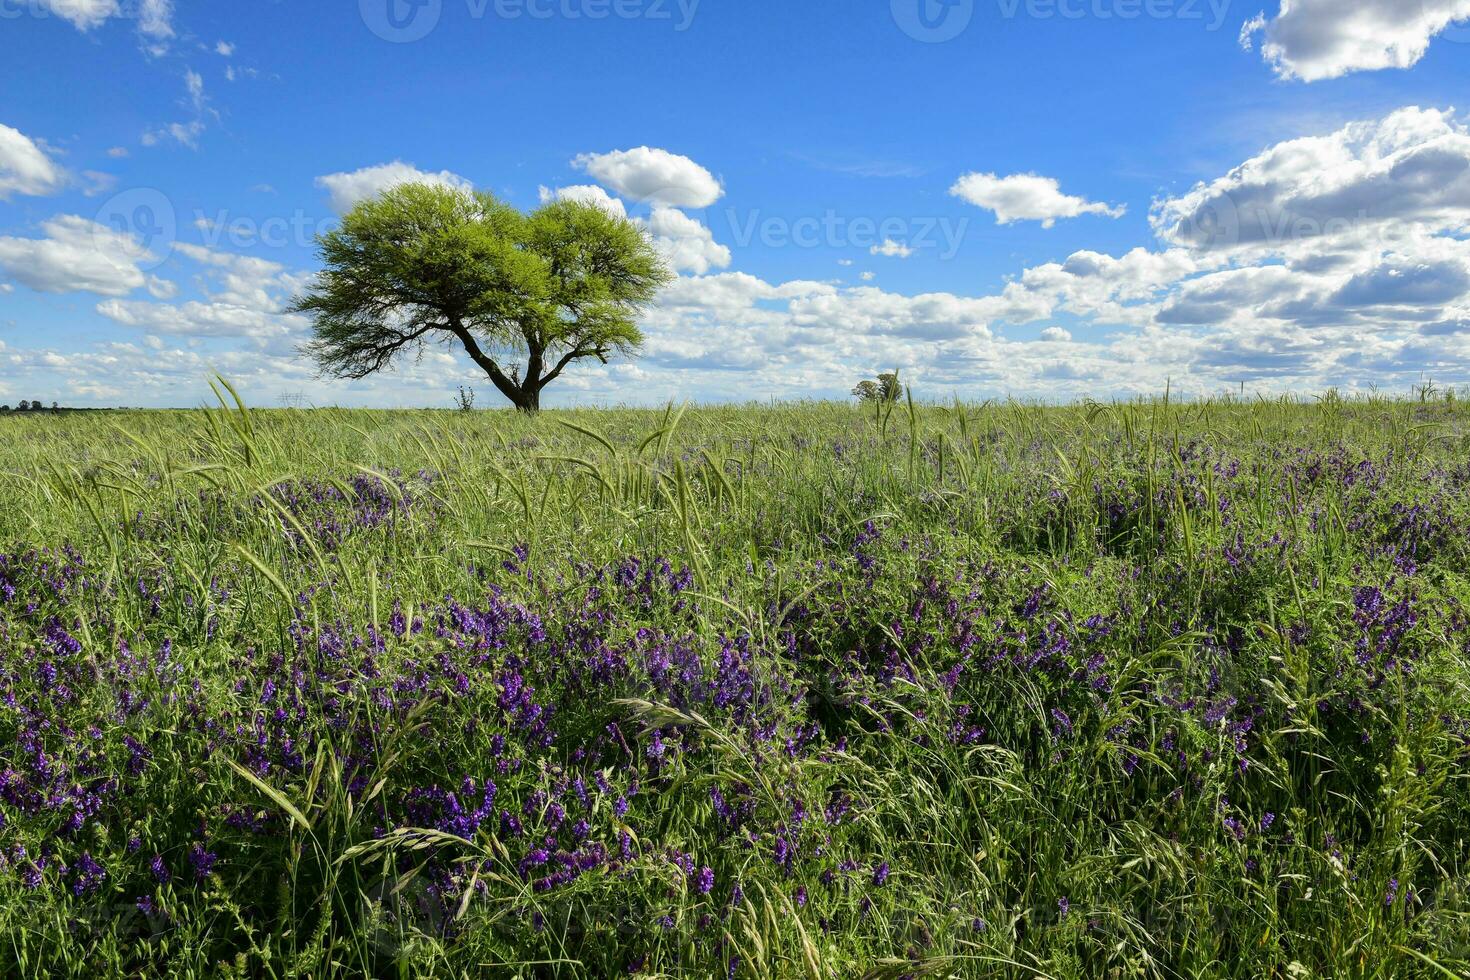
[291,183,672,411]
[853,372,903,403]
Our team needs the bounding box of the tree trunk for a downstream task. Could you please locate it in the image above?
[514,386,540,413]
[518,346,544,414]
[447,320,543,414]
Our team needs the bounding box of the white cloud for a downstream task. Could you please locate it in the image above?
[95,241,311,350]
[37,0,119,31]
[170,241,304,313]
[871,239,914,258]
[137,0,174,44]
[1242,0,1470,82]
[641,207,731,274]
[316,161,474,213]
[860,271,876,281]
[620,106,1470,402]
[38,0,173,51]
[573,147,723,209]
[215,40,235,57]
[536,186,729,273]
[537,183,627,218]
[106,146,129,159]
[1151,107,1470,252]
[0,124,67,198]
[185,69,205,111]
[141,121,204,148]
[0,215,153,296]
[141,71,213,148]
[97,298,300,342]
[79,170,116,197]
[951,172,1126,227]
[146,276,178,299]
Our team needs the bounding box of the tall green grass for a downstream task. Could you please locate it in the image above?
[0,385,1467,977]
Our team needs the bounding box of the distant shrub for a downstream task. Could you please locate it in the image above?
[853,372,902,403]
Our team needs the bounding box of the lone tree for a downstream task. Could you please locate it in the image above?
[853,372,903,403]
[291,183,672,412]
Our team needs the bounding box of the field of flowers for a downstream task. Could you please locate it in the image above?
[1,387,1468,978]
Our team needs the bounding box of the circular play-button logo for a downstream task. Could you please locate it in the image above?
[891,0,975,43]
[94,187,177,271]
[360,0,442,43]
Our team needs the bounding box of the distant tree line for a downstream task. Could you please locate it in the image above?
[0,400,61,412]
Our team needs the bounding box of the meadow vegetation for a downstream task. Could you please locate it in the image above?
[0,384,1468,977]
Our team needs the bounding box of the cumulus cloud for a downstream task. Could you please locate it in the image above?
[537,184,730,273]
[94,241,311,355]
[170,241,308,313]
[1152,107,1470,252]
[950,172,1126,227]
[621,105,1470,402]
[0,215,153,296]
[0,124,67,198]
[38,0,174,51]
[537,184,627,218]
[641,207,731,275]
[1241,0,1470,82]
[37,0,119,31]
[573,147,723,209]
[96,298,299,342]
[316,161,474,213]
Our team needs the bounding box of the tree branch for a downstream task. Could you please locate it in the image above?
[446,319,524,404]
[537,344,604,390]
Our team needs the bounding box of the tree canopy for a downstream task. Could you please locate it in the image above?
[291,184,672,411]
[853,372,903,403]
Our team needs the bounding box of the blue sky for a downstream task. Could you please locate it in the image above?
[1,0,1469,407]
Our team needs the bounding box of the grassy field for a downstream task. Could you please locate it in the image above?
[1,386,1469,978]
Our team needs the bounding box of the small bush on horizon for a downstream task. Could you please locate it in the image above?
[853,371,903,404]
